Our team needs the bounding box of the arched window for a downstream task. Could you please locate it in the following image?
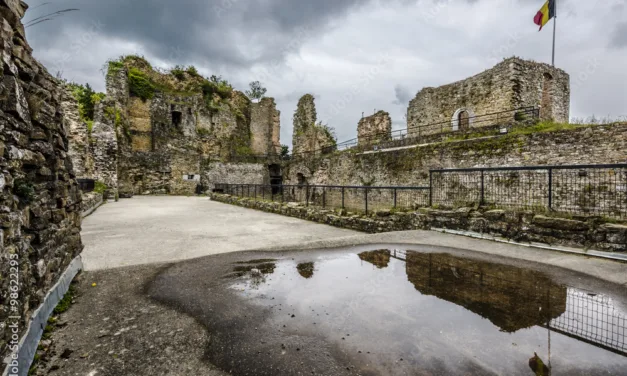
[451,108,475,131]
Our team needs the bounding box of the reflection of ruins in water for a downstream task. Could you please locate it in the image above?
[358,249,391,269]
[404,251,567,333]
[385,249,626,356]
[296,262,315,279]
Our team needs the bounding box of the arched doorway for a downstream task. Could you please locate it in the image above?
[540,73,553,120]
[458,110,470,130]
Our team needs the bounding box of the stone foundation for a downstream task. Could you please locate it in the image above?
[211,194,627,252]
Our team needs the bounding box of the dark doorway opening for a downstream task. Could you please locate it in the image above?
[458,110,470,130]
[269,164,283,195]
[172,111,183,126]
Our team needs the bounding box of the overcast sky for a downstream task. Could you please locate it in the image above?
[25,0,627,146]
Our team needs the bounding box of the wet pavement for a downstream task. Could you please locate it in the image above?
[148,246,627,376]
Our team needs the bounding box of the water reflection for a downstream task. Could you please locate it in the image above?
[358,249,391,268]
[296,262,315,278]
[233,249,626,375]
[404,251,566,333]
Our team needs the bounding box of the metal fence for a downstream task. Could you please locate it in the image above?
[430,164,627,218]
[216,164,627,219]
[214,184,430,214]
[547,288,626,355]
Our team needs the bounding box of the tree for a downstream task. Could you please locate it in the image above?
[245,81,267,102]
[280,144,289,157]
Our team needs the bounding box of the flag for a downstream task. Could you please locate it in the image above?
[534,0,556,31]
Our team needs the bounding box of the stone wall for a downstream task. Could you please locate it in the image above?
[250,98,280,155]
[90,100,119,198]
[202,162,269,192]
[292,94,336,155]
[357,110,391,146]
[284,123,627,188]
[61,90,94,179]
[0,0,84,372]
[211,194,627,252]
[407,57,570,135]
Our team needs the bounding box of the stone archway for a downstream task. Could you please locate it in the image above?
[451,108,475,131]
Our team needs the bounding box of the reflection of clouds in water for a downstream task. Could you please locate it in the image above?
[231,250,627,375]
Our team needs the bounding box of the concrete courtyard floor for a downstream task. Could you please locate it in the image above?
[33,196,627,375]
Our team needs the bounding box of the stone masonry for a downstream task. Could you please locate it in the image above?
[357,110,391,146]
[250,97,280,155]
[0,0,83,372]
[292,94,336,155]
[407,57,570,135]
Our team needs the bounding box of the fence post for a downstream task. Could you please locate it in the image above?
[365,187,369,214]
[323,187,326,208]
[429,171,433,207]
[306,184,309,207]
[254,185,257,200]
[393,188,397,208]
[247,185,250,198]
[480,170,485,206]
[342,187,345,209]
[548,168,553,210]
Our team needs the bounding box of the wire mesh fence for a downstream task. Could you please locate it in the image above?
[431,164,627,219]
[216,164,627,219]
[548,288,626,355]
[214,184,430,214]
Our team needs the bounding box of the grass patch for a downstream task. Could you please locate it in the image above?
[53,284,77,315]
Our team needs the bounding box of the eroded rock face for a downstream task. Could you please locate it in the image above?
[0,1,84,370]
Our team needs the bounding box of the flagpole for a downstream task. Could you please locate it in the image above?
[552,0,557,66]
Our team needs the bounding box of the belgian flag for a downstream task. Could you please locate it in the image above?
[534,0,556,31]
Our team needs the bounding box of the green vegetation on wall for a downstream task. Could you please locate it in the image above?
[128,67,156,101]
[67,82,105,130]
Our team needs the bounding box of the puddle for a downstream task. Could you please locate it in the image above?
[231,249,627,375]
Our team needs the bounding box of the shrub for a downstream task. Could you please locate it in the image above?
[186,65,200,77]
[171,65,186,80]
[14,179,35,202]
[128,68,156,101]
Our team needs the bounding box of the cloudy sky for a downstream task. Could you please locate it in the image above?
[24,0,627,146]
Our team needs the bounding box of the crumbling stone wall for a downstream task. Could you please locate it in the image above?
[407,57,570,135]
[61,90,94,179]
[284,123,627,188]
[250,98,280,155]
[211,194,627,252]
[292,94,336,155]
[97,61,279,197]
[0,0,83,371]
[357,110,391,145]
[202,162,270,192]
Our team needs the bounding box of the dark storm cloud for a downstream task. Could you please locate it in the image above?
[25,0,371,68]
[610,22,627,49]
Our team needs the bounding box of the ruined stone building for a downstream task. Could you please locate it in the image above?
[357,111,392,146]
[65,57,282,196]
[291,94,336,155]
[407,57,570,135]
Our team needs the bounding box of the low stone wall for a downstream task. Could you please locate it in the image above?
[211,194,627,252]
[81,192,104,217]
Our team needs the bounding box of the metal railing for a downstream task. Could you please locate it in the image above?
[216,163,627,219]
[430,163,627,218]
[214,184,430,214]
[216,107,540,163]
[335,106,540,152]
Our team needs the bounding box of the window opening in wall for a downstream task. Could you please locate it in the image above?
[172,111,183,126]
[540,72,554,120]
[188,107,192,115]
[458,110,470,130]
